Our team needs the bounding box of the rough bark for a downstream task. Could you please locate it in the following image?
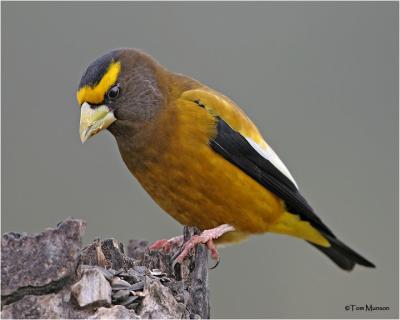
[1,218,210,319]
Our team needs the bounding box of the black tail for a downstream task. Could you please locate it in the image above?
[308,235,375,271]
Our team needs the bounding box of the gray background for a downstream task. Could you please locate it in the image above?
[2,2,398,318]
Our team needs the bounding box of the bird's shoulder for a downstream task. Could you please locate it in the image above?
[172,83,267,148]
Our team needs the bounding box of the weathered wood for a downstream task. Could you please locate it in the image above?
[183,226,210,319]
[1,219,210,319]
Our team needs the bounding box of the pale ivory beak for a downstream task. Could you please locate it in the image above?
[79,102,117,143]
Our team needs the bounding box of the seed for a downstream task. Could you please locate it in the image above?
[150,269,166,277]
[111,277,131,290]
[112,289,130,301]
[126,302,139,309]
[129,281,144,291]
[119,270,143,283]
[120,295,139,306]
[100,268,115,281]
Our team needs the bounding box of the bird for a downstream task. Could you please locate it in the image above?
[77,48,375,271]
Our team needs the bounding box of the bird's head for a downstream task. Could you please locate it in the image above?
[77,48,164,143]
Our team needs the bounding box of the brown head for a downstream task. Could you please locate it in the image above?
[76,48,166,143]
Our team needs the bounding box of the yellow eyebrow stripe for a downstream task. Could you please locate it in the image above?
[77,61,121,105]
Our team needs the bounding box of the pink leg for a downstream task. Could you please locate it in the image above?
[174,224,235,266]
[149,235,184,252]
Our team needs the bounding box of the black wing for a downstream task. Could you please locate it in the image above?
[209,117,335,238]
[209,117,376,270]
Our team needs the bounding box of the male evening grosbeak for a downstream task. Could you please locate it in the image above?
[77,48,374,271]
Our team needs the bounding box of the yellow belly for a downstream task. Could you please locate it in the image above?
[129,99,286,239]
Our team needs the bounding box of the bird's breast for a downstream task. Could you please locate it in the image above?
[117,99,285,234]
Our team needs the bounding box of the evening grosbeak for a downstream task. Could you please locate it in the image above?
[77,48,375,271]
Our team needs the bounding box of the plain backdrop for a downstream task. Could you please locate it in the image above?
[2,2,398,318]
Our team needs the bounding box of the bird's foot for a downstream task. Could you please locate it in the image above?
[173,224,235,269]
[149,235,184,252]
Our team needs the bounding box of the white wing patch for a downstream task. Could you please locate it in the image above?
[245,138,299,189]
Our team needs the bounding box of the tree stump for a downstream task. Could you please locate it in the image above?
[1,218,210,319]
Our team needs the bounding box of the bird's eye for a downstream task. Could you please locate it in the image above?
[107,85,120,100]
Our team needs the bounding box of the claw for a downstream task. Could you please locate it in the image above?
[171,247,183,262]
[172,224,235,268]
[150,225,235,270]
[172,258,180,272]
[209,258,220,270]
